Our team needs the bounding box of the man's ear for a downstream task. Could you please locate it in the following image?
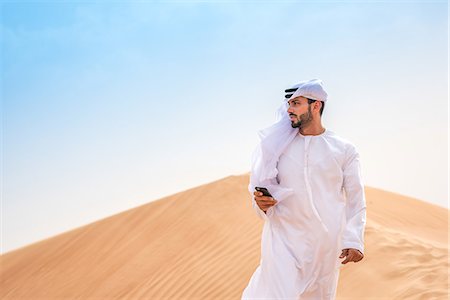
[314,101,322,112]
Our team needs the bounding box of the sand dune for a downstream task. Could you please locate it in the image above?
[1,173,448,299]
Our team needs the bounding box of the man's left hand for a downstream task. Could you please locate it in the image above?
[339,248,364,264]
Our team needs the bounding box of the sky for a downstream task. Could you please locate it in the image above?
[1,0,448,254]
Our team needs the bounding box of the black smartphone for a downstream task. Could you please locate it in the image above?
[255,186,273,197]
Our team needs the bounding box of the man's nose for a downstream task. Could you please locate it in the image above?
[287,105,293,114]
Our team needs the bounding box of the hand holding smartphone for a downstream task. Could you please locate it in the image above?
[254,187,277,214]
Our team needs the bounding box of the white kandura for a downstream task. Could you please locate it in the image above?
[242,98,366,299]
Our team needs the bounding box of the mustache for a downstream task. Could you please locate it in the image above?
[289,114,297,117]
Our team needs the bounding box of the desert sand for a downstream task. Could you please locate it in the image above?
[1,173,448,299]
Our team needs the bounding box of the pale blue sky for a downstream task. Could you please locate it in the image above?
[2,1,448,253]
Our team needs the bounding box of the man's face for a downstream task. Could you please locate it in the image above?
[287,96,313,128]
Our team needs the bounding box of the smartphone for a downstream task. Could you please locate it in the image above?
[255,186,273,197]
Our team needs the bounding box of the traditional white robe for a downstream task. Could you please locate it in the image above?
[241,126,366,300]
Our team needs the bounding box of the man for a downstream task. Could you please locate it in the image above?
[241,79,366,299]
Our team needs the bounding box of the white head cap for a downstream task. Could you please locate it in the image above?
[284,79,328,102]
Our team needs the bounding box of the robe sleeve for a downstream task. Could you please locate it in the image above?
[248,140,294,222]
[340,144,367,254]
[249,176,293,221]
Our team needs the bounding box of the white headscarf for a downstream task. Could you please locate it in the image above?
[285,78,328,102]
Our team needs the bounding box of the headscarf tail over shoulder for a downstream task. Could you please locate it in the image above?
[248,101,298,203]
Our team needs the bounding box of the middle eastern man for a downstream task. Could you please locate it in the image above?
[241,79,366,299]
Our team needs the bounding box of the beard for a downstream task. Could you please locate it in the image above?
[290,106,313,128]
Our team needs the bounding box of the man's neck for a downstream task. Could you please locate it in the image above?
[299,124,326,136]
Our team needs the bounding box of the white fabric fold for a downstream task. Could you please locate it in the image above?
[248,101,298,220]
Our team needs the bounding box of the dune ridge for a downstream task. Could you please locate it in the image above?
[1,173,448,299]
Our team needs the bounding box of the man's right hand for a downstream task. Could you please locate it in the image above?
[253,191,278,213]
